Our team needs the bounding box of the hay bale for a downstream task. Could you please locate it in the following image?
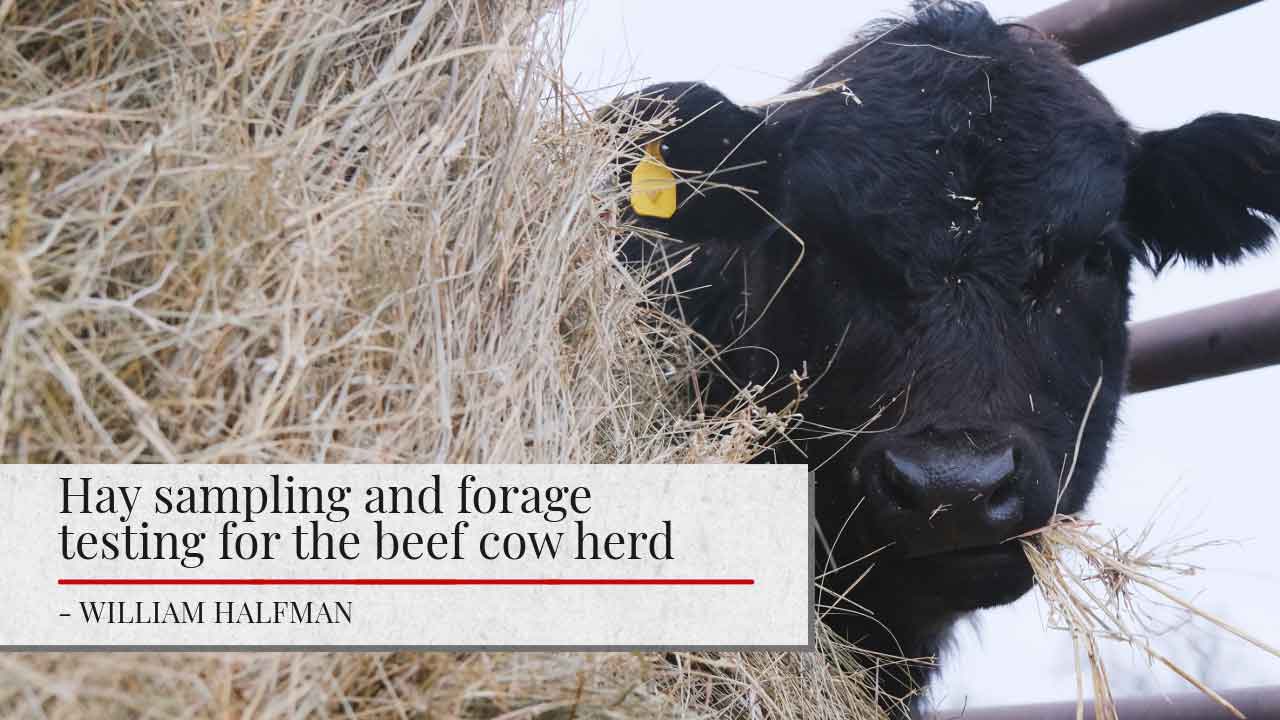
[0,1,890,717]
[1,0,686,465]
[2,626,890,719]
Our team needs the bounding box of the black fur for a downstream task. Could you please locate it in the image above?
[1126,113,1280,269]
[609,1,1279,711]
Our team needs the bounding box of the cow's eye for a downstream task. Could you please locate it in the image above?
[1082,240,1114,275]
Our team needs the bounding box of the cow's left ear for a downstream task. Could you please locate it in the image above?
[605,82,783,243]
[1124,113,1280,270]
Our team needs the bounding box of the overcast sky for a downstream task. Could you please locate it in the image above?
[564,0,1280,709]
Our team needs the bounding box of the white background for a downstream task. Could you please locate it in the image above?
[564,0,1280,708]
[0,465,809,648]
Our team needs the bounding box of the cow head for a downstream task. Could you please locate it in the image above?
[610,0,1279,684]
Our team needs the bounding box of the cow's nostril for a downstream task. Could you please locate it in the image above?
[986,469,1019,516]
[881,453,920,511]
[979,447,1022,517]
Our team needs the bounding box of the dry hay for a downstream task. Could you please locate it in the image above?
[1021,382,1280,719]
[1023,514,1280,720]
[1,625,900,719]
[0,0,726,466]
[0,0,889,717]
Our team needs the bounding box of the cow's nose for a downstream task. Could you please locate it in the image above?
[863,441,1026,557]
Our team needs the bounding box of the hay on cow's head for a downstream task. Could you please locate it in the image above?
[0,0,897,717]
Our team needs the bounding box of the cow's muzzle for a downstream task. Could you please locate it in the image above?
[855,430,1052,558]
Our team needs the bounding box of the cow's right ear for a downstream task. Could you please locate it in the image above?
[1123,113,1280,270]
[603,82,783,243]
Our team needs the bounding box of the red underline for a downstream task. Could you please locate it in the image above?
[58,578,754,587]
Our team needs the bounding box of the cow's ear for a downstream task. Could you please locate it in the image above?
[1124,114,1280,270]
[605,82,782,243]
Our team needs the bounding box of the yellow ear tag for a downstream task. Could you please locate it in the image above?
[630,141,677,219]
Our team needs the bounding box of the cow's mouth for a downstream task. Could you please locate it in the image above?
[902,537,1026,562]
[907,541,1035,609]
[903,539,1031,579]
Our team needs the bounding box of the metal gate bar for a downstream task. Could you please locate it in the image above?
[1127,288,1280,394]
[925,684,1280,719]
[1027,0,1264,64]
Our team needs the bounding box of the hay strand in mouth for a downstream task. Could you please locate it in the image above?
[1022,514,1279,720]
[1021,374,1276,718]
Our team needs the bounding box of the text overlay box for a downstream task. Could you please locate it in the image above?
[0,465,811,649]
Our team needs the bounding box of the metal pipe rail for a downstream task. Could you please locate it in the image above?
[925,684,1280,719]
[1026,0,1264,64]
[1128,289,1280,394]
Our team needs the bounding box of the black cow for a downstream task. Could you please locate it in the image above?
[610,0,1280,710]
